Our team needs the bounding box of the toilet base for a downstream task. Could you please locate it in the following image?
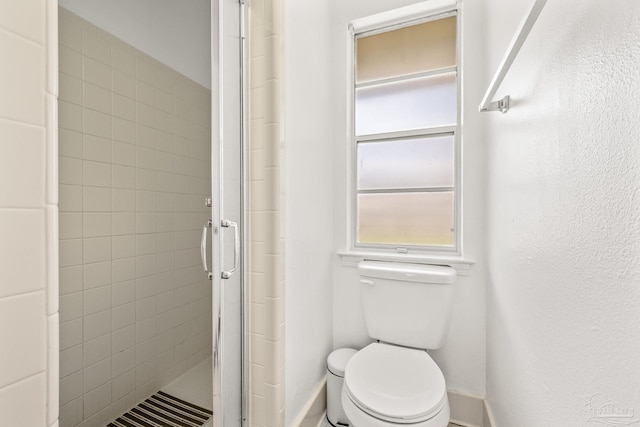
[341,387,450,427]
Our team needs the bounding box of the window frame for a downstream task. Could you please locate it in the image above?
[346,0,463,258]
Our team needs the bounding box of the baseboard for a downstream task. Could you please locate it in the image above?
[483,399,496,427]
[289,382,493,427]
[448,390,484,427]
[291,376,327,427]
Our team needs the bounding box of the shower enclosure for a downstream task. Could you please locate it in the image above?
[57,0,248,425]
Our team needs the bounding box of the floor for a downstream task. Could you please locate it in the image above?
[320,416,464,427]
[158,361,464,427]
[161,358,214,427]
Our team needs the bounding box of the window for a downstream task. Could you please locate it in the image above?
[350,7,460,255]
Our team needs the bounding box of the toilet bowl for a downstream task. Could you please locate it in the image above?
[341,342,450,427]
[340,262,456,427]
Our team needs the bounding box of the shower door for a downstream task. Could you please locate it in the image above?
[209,0,246,426]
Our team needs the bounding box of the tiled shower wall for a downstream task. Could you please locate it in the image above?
[57,8,212,426]
[0,1,59,426]
[249,0,286,426]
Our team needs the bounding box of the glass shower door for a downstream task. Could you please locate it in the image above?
[209,0,245,425]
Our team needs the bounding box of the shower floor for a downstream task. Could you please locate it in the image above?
[161,358,214,427]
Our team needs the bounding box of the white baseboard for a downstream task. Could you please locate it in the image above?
[291,376,327,427]
[483,399,496,427]
[289,382,494,427]
[448,390,485,427]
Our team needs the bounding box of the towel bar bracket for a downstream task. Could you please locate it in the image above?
[481,96,510,114]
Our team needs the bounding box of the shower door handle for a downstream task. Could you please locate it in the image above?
[201,220,213,280]
[221,219,239,279]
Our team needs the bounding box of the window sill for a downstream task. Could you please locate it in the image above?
[336,250,475,276]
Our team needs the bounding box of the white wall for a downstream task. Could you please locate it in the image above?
[284,0,335,423]
[330,0,487,396]
[58,0,211,88]
[484,0,640,425]
[0,0,58,426]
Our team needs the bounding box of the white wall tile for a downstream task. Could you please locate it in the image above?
[83,134,112,163]
[112,257,135,283]
[83,381,111,418]
[136,124,157,149]
[0,373,47,426]
[83,212,112,238]
[83,57,110,90]
[135,276,157,300]
[112,141,136,167]
[0,0,45,43]
[112,165,136,189]
[84,357,111,392]
[112,213,136,236]
[82,29,110,65]
[60,397,83,427]
[83,286,111,315]
[46,93,59,205]
[112,69,136,98]
[84,310,112,341]
[83,261,112,289]
[59,292,82,322]
[60,266,82,295]
[0,209,46,297]
[112,322,135,353]
[60,184,83,213]
[0,292,47,386]
[0,121,46,207]
[60,319,83,350]
[135,318,156,344]
[113,94,136,122]
[83,334,111,368]
[48,312,60,425]
[83,186,112,212]
[112,189,135,212]
[60,370,83,406]
[60,212,82,239]
[83,237,112,264]
[0,31,45,125]
[60,345,83,378]
[59,100,83,132]
[83,160,112,188]
[112,281,135,307]
[59,156,82,185]
[59,129,82,159]
[111,370,135,401]
[113,117,136,144]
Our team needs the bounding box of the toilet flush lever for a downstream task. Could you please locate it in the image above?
[360,279,375,287]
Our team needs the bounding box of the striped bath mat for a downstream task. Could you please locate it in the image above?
[108,390,213,427]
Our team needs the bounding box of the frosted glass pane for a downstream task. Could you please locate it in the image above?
[357,192,454,246]
[355,73,456,135]
[357,136,454,190]
[357,16,457,84]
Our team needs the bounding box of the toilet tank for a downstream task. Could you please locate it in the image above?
[358,261,456,350]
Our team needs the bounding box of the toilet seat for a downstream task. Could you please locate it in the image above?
[344,343,447,424]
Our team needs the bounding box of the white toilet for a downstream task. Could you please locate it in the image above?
[341,261,456,427]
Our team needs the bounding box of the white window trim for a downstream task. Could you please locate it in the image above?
[340,0,474,273]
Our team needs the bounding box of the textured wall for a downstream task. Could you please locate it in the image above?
[485,0,640,425]
[284,0,335,423]
[58,9,212,426]
[0,0,59,426]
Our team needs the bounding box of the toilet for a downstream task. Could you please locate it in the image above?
[341,261,456,427]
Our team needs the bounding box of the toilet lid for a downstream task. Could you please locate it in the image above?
[344,343,447,423]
